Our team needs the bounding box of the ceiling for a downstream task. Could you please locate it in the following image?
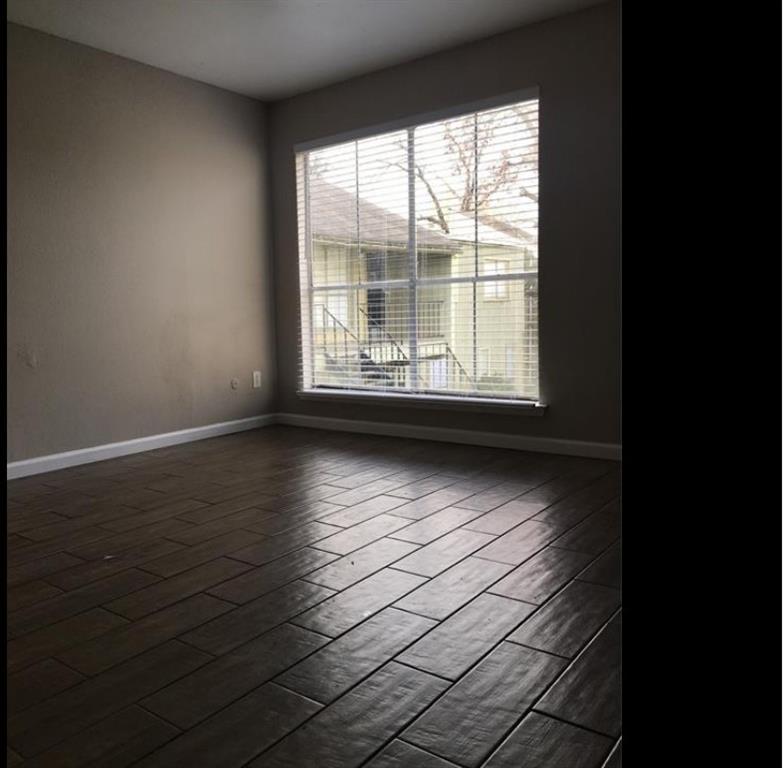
[7,0,604,101]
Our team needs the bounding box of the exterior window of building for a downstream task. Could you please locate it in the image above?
[483,260,509,300]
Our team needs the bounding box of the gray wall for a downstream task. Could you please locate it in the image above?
[7,23,276,462]
[268,1,620,445]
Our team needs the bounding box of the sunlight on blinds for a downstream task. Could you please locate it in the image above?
[296,98,539,402]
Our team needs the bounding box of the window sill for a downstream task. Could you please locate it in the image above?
[297,388,547,415]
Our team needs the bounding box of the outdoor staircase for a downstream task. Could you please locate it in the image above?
[316,305,473,391]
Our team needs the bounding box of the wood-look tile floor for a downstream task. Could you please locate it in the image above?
[7,425,622,768]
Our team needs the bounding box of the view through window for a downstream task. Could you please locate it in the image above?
[296,96,539,401]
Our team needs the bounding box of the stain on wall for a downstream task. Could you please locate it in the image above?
[16,344,40,370]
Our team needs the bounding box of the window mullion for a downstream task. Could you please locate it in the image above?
[407,127,418,390]
[304,153,315,390]
[472,112,478,385]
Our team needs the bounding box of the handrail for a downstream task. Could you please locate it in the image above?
[358,306,435,388]
[357,306,409,362]
[443,343,474,387]
[318,304,394,385]
[419,340,474,389]
[316,304,475,390]
[318,305,363,348]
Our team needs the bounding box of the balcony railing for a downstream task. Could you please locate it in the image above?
[313,303,474,393]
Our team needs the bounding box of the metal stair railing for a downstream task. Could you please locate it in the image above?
[316,304,474,391]
[442,342,474,389]
[357,306,417,388]
[418,340,475,390]
[317,305,393,386]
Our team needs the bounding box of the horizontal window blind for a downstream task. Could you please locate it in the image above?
[296,97,539,402]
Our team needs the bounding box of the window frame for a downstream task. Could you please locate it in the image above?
[295,87,545,412]
[482,259,511,301]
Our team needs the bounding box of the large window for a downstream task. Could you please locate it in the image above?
[296,96,539,402]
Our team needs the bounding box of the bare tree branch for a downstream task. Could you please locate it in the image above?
[381,151,450,234]
[517,185,539,204]
[414,165,449,233]
[321,108,539,237]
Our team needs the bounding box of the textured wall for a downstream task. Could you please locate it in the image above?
[268,2,620,445]
[8,23,275,461]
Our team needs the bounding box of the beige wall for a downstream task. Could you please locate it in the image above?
[7,23,275,462]
[268,2,620,445]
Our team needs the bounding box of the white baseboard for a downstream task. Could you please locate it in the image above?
[275,413,622,461]
[6,414,277,480]
[7,410,621,480]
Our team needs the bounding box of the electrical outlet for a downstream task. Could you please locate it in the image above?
[230,378,239,390]
[252,371,262,388]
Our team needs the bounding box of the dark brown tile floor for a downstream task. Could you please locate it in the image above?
[6,425,622,767]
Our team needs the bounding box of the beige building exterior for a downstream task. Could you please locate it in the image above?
[304,180,538,400]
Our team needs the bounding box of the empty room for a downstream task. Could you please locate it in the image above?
[7,1,621,766]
